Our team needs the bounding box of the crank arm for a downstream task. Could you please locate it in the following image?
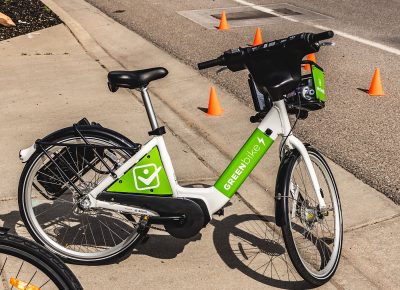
[148,216,185,225]
[90,198,159,217]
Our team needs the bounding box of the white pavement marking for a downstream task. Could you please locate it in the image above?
[233,0,400,56]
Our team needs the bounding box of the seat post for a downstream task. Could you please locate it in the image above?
[140,86,159,130]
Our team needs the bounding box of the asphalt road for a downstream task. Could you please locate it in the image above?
[86,0,400,203]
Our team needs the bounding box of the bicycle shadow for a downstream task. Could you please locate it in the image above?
[132,182,210,259]
[0,199,202,261]
[0,188,323,287]
[1,208,315,288]
[0,209,24,235]
[211,213,313,289]
[133,232,202,259]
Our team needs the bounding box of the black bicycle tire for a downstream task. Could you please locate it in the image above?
[280,147,343,286]
[0,231,83,289]
[18,125,146,264]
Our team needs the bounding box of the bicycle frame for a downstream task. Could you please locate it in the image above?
[19,89,326,218]
[85,98,326,218]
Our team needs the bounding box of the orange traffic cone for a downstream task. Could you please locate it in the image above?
[252,27,263,46]
[218,11,229,30]
[207,86,223,116]
[304,53,316,71]
[368,68,385,96]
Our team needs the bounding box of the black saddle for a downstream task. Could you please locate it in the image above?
[108,67,168,92]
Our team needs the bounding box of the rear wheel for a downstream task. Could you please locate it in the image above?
[18,127,146,264]
[281,147,342,286]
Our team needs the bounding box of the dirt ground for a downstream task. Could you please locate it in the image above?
[0,0,61,40]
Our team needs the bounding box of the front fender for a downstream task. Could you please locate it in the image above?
[274,149,298,227]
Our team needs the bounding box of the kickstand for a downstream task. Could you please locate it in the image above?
[140,235,150,244]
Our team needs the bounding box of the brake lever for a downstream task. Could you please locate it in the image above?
[250,111,267,123]
[319,41,335,47]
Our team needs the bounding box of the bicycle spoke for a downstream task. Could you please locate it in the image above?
[0,256,7,275]
[15,260,24,278]
[66,146,79,172]
[39,279,51,288]
[36,170,65,185]
[26,270,38,287]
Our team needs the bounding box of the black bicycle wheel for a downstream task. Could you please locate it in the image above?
[280,147,343,286]
[19,125,146,264]
[0,229,82,289]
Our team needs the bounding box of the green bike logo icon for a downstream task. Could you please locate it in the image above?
[133,164,163,190]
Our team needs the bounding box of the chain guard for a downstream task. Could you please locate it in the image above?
[97,192,207,239]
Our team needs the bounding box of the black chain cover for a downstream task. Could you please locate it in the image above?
[164,199,205,239]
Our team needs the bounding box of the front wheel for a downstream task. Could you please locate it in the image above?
[281,147,343,286]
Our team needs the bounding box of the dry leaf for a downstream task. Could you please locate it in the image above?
[0,12,16,27]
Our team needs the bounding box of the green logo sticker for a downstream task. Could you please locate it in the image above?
[312,65,326,101]
[215,129,273,198]
[133,164,162,190]
[106,146,172,195]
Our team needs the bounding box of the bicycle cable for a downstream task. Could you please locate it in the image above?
[279,92,302,158]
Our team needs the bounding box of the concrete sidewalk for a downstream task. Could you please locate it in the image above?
[0,0,398,288]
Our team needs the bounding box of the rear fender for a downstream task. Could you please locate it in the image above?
[19,144,36,163]
[19,118,139,163]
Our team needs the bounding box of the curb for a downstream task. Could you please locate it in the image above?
[41,0,123,71]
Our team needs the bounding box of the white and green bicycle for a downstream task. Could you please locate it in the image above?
[18,30,342,286]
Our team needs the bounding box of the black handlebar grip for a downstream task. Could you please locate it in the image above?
[311,30,334,43]
[197,57,224,70]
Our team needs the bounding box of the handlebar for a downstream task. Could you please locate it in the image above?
[197,57,225,70]
[310,30,334,43]
[197,30,334,71]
